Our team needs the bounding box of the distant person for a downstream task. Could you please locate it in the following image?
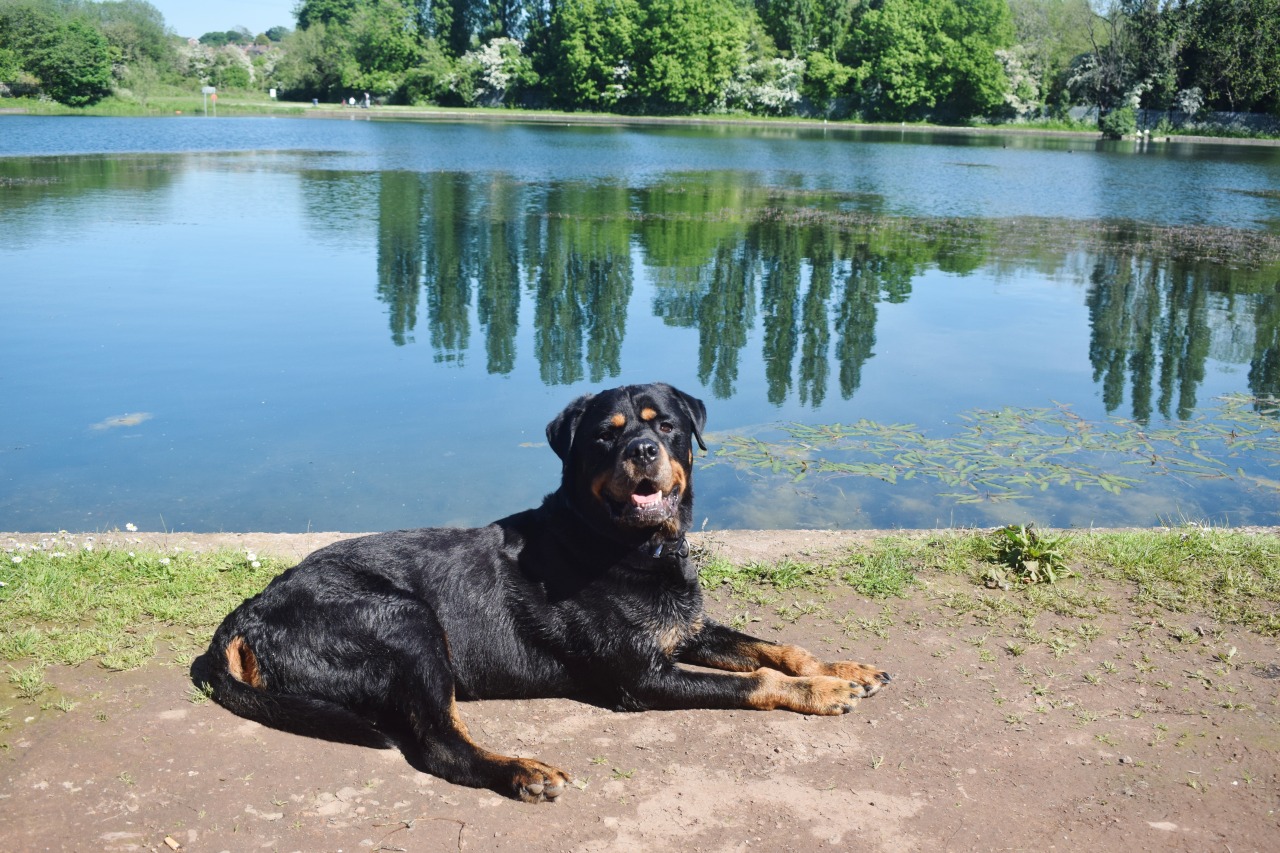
[363,92,371,108]
[348,96,356,107]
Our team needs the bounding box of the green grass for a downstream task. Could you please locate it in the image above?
[0,543,282,675]
[5,93,308,118]
[1075,527,1280,634]
[1,526,1277,697]
[698,526,1280,635]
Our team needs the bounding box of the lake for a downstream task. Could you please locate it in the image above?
[2,115,1278,532]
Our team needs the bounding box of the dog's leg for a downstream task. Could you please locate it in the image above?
[623,664,878,715]
[386,615,572,803]
[675,620,891,698]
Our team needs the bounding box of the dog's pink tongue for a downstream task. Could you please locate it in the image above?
[631,490,663,507]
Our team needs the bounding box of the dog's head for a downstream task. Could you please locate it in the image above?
[546,383,707,542]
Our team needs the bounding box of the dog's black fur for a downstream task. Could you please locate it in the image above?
[196,383,889,802]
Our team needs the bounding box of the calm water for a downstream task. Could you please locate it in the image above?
[2,115,1279,532]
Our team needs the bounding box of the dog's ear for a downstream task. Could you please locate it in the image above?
[546,393,594,462]
[667,386,708,452]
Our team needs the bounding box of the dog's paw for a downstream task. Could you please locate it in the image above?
[507,757,572,803]
[800,675,868,715]
[824,661,892,697]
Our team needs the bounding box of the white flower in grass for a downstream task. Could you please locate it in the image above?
[159,558,171,566]
[52,552,67,558]
[10,556,21,564]
[125,523,137,532]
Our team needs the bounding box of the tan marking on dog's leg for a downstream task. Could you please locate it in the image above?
[712,640,891,697]
[750,643,824,676]
[225,636,265,688]
[743,668,862,715]
[441,691,572,802]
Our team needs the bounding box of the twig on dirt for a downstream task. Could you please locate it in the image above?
[374,816,468,853]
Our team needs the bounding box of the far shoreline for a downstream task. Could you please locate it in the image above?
[4,101,1279,147]
[6,526,1280,565]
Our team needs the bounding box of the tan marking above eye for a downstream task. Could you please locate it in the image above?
[611,413,626,428]
[640,407,657,421]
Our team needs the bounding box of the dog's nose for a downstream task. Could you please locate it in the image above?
[627,438,660,463]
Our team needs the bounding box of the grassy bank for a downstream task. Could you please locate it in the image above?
[2,526,1276,682]
[5,94,1278,143]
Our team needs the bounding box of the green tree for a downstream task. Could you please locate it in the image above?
[1006,0,1094,110]
[541,0,641,109]
[43,18,114,105]
[848,0,1013,120]
[348,0,424,94]
[631,0,753,114]
[1,2,115,106]
[295,0,361,28]
[1186,0,1280,112]
[87,0,173,66]
[756,0,857,57]
[275,21,358,97]
[0,43,22,81]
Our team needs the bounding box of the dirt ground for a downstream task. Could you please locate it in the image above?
[2,529,1278,852]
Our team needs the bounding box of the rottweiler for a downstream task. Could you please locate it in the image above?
[197,382,890,802]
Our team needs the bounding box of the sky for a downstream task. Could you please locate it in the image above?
[147,1,298,39]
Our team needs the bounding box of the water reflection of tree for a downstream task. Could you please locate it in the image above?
[475,176,521,374]
[1084,244,1280,421]
[422,173,471,363]
[534,184,632,384]
[376,172,422,346]
[1251,296,1280,402]
[359,171,1280,412]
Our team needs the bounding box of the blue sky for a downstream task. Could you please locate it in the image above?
[148,1,297,39]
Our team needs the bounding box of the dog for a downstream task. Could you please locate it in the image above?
[197,382,890,802]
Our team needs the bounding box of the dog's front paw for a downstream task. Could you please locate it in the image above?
[801,675,870,715]
[506,757,572,803]
[825,661,892,697]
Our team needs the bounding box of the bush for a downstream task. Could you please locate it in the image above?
[1099,105,1136,139]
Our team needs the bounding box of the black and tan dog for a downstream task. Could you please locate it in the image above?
[197,383,890,802]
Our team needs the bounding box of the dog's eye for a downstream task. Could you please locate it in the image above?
[658,421,674,434]
[597,426,618,443]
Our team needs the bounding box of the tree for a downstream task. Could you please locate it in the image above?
[0,44,19,79]
[756,0,857,57]
[348,0,424,94]
[275,21,358,97]
[1186,0,1280,112]
[630,0,753,114]
[295,0,362,28]
[847,0,1013,120]
[35,17,115,105]
[87,0,173,66]
[1006,0,1094,110]
[541,0,642,109]
[0,2,114,106]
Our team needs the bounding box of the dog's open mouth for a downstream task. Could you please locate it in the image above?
[608,479,681,525]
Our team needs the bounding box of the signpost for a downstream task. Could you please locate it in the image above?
[202,86,216,117]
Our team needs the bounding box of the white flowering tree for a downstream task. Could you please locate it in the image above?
[456,38,536,106]
[722,55,805,115]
